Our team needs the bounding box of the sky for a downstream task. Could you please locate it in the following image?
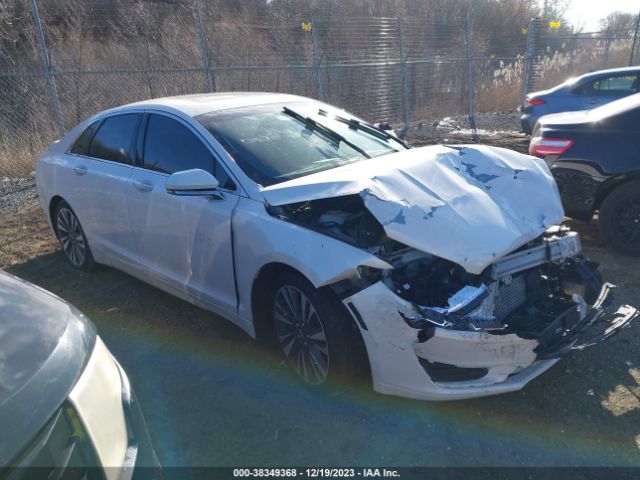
[563,0,640,31]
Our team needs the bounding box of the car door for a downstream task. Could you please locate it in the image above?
[577,73,639,110]
[126,112,239,315]
[67,113,142,266]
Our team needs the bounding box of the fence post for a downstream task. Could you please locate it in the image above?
[195,0,214,92]
[29,0,65,137]
[521,18,541,105]
[464,12,477,142]
[311,16,325,101]
[630,12,640,66]
[603,37,611,69]
[398,18,411,136]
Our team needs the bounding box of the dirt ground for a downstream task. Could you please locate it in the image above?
[1,132,639,470]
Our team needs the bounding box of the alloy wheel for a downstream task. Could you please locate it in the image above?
[56,207,87,267]
[273,285,329,385]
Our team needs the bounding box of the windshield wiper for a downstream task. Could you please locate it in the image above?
[282,106,371,159]
[329,112,411,149]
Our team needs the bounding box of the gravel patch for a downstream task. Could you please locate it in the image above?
[0,173,38,214]
[411,110,523,135]
[408,111,530,154]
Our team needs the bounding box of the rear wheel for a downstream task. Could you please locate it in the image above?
[599,181,640,256]
[54,200,95,271]
[270,271,365,391]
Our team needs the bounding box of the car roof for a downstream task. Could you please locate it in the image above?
[125,92,314,118]
[576,66,640,82]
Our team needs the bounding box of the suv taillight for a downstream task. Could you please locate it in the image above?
[529,137,574,157]
[525,98,545,106]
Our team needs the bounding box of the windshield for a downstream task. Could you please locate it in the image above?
[195,102,407,187]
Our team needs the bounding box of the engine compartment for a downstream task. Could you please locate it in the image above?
[267,195,388,249]
[267,195,604,337]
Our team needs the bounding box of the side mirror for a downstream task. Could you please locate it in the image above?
[165,169,220,197]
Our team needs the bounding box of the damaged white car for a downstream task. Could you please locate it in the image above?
[37,93,637,400]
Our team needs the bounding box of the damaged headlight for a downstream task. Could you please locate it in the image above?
[399,284,505,331]
[396,235,608,337]
[330,265,384,298]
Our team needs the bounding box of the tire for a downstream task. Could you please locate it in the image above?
[53,200,96,271]
[599,181,640,256]
[270,271,366,392]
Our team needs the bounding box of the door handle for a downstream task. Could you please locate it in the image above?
[585,99,599,105]
[73,165,87,175]
[133,180,154,192]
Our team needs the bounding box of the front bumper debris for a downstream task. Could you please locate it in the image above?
[344,278,637,401]
[535,283,638,359]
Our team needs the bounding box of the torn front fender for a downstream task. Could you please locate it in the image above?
[262,144,564,274]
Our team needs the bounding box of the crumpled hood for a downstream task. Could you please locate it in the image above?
[262,145,564,274]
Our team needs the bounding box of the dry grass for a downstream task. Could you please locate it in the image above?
[531,42,633,91]
[0,36,634,178]
[0,205,58,268]
[0,146,40,177]
[475,58,525,112]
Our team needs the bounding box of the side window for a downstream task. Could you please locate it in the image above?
[143,114,235,189]
[585,75,638,95]
[70,121,99,155]
[87,114,140,164]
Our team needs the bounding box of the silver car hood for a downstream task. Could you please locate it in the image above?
[261,145,564,274]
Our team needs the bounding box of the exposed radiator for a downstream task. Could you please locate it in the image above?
[493,274,527,321]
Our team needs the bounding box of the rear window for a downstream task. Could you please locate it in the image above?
[587,74,639,95]
[87,114,141,165]
[70,122,99,155]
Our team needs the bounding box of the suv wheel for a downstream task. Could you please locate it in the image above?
[599,181,640,256]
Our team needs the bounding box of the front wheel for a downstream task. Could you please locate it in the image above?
[54,200,95,271]
[599,181,640,256]
[270,271,366,391]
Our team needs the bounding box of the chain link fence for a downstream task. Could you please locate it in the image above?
[1,0,639,177]
[523,18,640,95]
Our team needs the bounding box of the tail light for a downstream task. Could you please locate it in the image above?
[529,137,574,157]
[525,98,546,106]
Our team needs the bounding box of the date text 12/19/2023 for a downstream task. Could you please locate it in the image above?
[232,468,401,478]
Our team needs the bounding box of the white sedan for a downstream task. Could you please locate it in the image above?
[36,93,637,400]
